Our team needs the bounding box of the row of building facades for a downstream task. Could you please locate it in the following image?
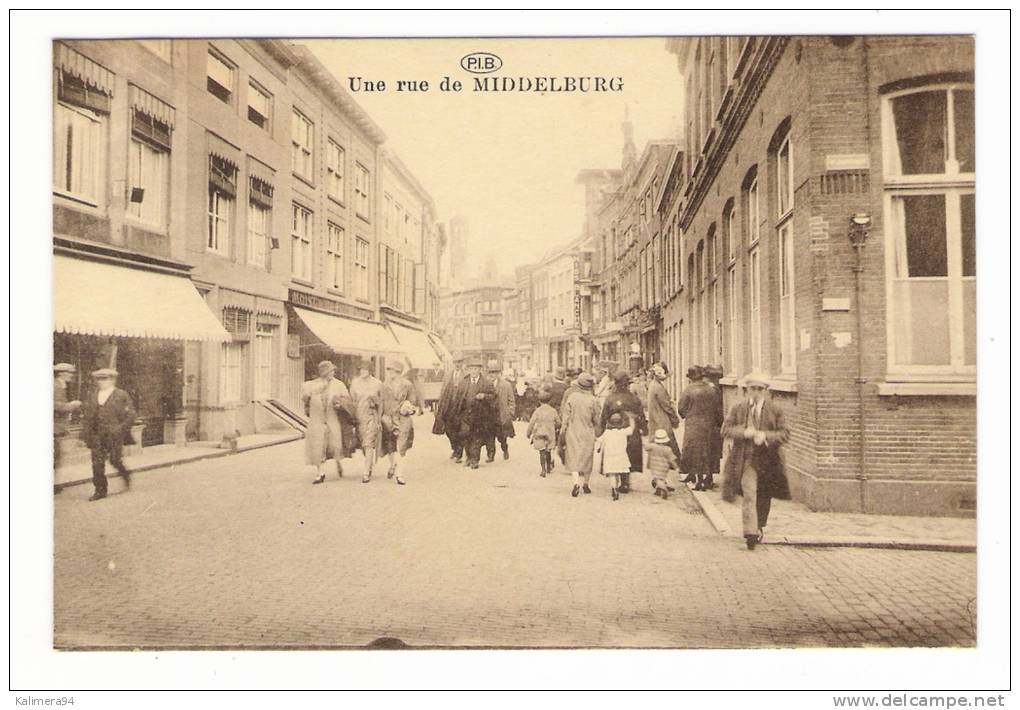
[484,35,975,516]
[53,39,449,454]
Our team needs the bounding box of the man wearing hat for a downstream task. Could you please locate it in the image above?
[380,359,421,485]
[304,360,357,485]
[53,363,82,490]
[80,368,136,501]
[647,362,682,469]
[544,366,568,411]
[350,358,383,483]
[721,373,791,550]
[491,361,516,461]
[432,352,467,462]
[457,356,497,469]
[702,364,726,488]
[678,366,722,491]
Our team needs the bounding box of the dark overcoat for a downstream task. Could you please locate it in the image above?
[678,381,722,477]
[597,387,647,473]
[720,398,791,503]
[80,388,136,449]
[432,367,464,436]
[456,374,498,439]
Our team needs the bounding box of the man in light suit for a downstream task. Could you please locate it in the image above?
[80,368,136,501]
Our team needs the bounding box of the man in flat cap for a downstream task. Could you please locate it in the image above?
[721,372,791,550]
[303,360,357,485]
[379,359,421,485]
[53,363,82,492]
[350,358,383,483]
[80,368,135,501]
[432,352,467,462]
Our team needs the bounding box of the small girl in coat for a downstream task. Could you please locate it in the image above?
[598,412,634,501]
[526,390,560,477]
[645,429,680,499]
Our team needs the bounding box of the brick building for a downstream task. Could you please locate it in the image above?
[662,35,975,515]
[437,285,515,369]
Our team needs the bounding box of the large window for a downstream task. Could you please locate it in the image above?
[291,110,313,180]
[248,81,271,130]
[247,201,269,269]
[327,139,345,203]
[883,83,974,375]
[128,111,171,226]
[727,264,740,374]
[207,156,235,256]
[207,50,234,104]
[776,132,796,374]
[291,203,313,281]
[53,100,106,206]
[327,222,345,291]
[354,237,370,300]
[354,163,370,218]
[749,246,761,370]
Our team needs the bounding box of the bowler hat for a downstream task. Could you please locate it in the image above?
[686,366,703,380]
[613,371,631,387]
[653,429,670,444]
[704,364,724,379]
[317,360,336,375]
[54,363,76,374]
[91,367,118,379]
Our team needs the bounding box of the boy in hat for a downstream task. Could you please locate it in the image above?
[645,429,680,499]
[80,368,135,501]
[526,389,560,477]
[380,359,420,485]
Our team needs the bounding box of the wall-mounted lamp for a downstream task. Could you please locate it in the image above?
[848,213,871,247]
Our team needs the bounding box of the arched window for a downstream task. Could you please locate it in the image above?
[882,79,974,375]
[770,118,796,374]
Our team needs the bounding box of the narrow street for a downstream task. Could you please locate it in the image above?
[54,417,976,649]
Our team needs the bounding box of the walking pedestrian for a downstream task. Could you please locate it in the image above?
[526,390,560,477]
[380,360,421,485]
[702,364,726,489]
[459,357,497,470]
[721,373,791,550]
[80,368,135,501]
[304,360,357,485]
[598,412,634,501]
[645,429,680,499]
[647,363,682,466]
[562,372,599,497]
[432,353,467,462]
[678,366,721,490]
[53,363,82,493]
[544,367,568,410]
[597,371,647,493]
[629,369,650,418]
[350,358,383,483]
[493,367,516,460]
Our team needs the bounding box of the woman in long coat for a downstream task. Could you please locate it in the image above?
[304,360,357,484]
[562,373,600,498]
[677,366,722,491]
[597,371,647,493]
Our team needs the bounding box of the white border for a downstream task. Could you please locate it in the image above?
[8,8,1012,702]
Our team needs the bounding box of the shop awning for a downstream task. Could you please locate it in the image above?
[389,322,443,370]
[53,255,230,341]
[291,306,403,357]
[428,333,454,363]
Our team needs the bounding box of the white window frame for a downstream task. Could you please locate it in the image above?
[749,245,762,370]
[327,139,345,203]
[326,222,345,292]
[127,137,168,227]
[291,109,314,180]
[219,341,245,404]
[354,163,370,219]
[53,101,106,207]
[207,188,232,256]
[354,236,370,300]
[207,50,234,103]
[291,203,313,281]
[247,200,269,269]
[247,80,272,131]
[881,84,975,379]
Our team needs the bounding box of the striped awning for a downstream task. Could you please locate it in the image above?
[53,255,230,342]
[129,84,176,128]
[291,307,403,357]
[55,42,114,95]
[389,323,443,370]
[207,132,240,170]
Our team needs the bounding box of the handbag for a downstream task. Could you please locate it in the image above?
[591,438,604,477]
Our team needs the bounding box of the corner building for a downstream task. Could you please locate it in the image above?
[663,36,975,515]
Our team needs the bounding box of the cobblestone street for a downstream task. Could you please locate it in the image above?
[54,419,976,649]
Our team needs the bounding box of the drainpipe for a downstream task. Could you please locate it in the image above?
[849,214,871,513]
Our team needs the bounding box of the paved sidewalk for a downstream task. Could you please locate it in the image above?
[691,486,976,552]
[54,431,301,488]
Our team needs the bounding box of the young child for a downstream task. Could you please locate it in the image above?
[526,390,560,477]
[645,429,679,499]
[598,412,634,501]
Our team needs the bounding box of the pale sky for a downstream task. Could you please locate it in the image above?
[306,38,685,280]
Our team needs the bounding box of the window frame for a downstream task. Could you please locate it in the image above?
[354,236,370,301]
[326,221,345,293]
[127,135,169,228]
[247,199,270,269]
[326,138,346,205]
[354,162,371,220]
[748,244,762,371]
[247,79,272,131]
[207,186,232,257]
[206,49,235,104]
[53,100,106,208]
[291,109,314,181]
[290,203,313,282]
